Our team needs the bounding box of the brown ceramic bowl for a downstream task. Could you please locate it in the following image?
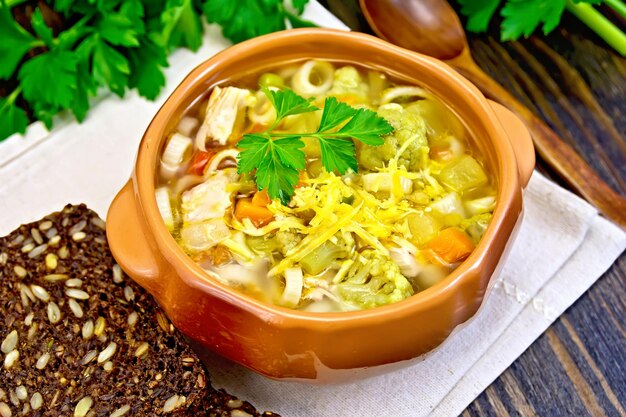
[107,28,534,383]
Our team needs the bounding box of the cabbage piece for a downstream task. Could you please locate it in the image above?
[437,155,488,192]
[181,170,234,223]
[430,192,465,217]
[464,195,496,216]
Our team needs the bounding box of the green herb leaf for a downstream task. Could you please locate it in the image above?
[0,5,40,79]
[286,12,317,28]
[336,108,393,146]
[318,137,357,174]
[272,137,307,170]
[71,60,97,121]
[0,96,29,141]
[31,9,55,47]
[292,0,309,13]
[257,154,301,206]
[156,0,203,51]
[501,0,566,40]
[127,37,168,100]
[237,134,305,204]
[203,0,315,44]
[317,97,357,132]
[263,87,319,121]
[0,0,315,141]
[31,101,57,129]
[19,50,78,110]
[92,38,130,96]
[457,0,502,33]
[237,134,273,174]
[98,0,145,47]
[237,88,392,205]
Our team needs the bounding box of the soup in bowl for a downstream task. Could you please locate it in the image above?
[155,60,497,313]
[107,29,534,382]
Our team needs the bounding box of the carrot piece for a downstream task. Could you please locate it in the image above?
[425,227,475,265]
[252,190,271,206]
[187,151,215,175]
[234,198,274,227]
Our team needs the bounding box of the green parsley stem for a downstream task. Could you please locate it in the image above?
[5,87,22,106]
[270,132,356,140]
[604,0,626,20]
[55,13,96,49]
[30,39,46,48]
[566,0,626,56]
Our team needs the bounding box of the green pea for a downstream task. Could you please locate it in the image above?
[258,73,285,89]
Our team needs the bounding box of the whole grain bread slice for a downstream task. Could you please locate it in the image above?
[0,204,277,417]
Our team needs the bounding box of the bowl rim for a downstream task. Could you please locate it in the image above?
[134,28,521,325]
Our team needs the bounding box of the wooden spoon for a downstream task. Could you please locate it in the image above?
[360,0,626,229]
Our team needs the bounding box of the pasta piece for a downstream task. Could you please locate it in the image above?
[292,60,334,96]
[380,86,428,104]
[248,90,276,126]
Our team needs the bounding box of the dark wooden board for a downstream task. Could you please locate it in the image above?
[320,1,626,415]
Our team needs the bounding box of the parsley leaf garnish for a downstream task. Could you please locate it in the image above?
[264,87,319,120]
[237,89,393,205]
[238,134,305,205]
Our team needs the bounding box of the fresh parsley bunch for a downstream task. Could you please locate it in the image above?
[0,0,314,142]
[457,0,626,56]
[237,88,394,205]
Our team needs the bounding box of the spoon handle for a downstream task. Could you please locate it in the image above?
[449,54,626,229]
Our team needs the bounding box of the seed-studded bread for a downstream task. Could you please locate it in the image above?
[0,205,277,417]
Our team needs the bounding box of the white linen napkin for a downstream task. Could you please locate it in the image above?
[0,3,624,416]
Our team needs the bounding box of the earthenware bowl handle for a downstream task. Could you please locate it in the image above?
[488,100,535,187]
[106,180,162,294]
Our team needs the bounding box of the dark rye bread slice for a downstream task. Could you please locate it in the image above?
[0,205,277,417]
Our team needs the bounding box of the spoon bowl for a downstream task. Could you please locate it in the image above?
[360,0,465,59]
